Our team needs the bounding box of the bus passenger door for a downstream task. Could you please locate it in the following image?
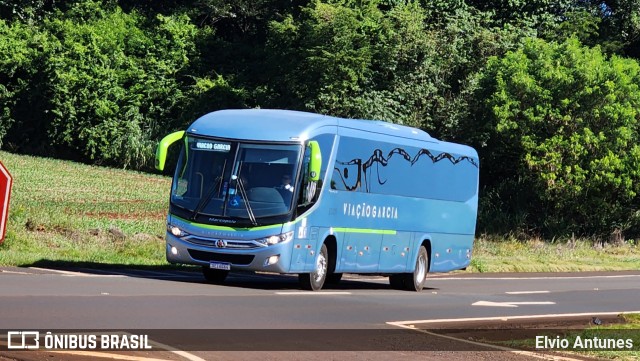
[290,242,307,272]
[379,232,410,272]
[354,233,382,272]
[340,233,357,272]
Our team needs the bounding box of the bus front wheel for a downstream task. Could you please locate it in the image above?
[403,246,428,291]
[299,243,328,291]
[202,266,229,284]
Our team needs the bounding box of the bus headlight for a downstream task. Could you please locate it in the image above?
[168,225,188,237]
[264,255,280,266]
[258,231,293,246]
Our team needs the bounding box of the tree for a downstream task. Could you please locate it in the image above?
[0,0,211,169]
[266,0,523,137]
[0,19,52,151]
[598,0,640,57]
[472,37,640,239]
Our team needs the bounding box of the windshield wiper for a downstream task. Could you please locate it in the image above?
[234,164,257,226]
[191,160,227,221]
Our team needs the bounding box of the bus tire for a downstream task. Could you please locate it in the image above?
[326,273,343,284]
[298,243,328,291]
[202,266,229,284]
[403,246,428,291]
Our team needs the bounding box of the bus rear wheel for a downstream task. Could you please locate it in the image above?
[299,244,328,291]
[202,266,229,284]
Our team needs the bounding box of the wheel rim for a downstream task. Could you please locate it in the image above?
[314,252,327,283]
[416,254,426,283]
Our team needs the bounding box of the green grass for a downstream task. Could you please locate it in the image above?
[469,235,640,272]
[1,150,640,270]
[0,150,171,266]
[575,313,640,360]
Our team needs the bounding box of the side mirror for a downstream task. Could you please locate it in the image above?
[299,140,322,206]
[155,130,185,171]
[308,140,321,181]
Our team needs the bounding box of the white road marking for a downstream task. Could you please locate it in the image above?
[386,310,640,326]
[148,338,207,361]
[1,270,31,274]
[170,350,207,361]
[9,267,197,280]
[506,291,550,294]
[429,274,640,280]
[275,291,352,295]
[29,267,126,278]
[0,337,167,360]
[49,351,172,361]
[42,332,208,361]
[472,301,556,308]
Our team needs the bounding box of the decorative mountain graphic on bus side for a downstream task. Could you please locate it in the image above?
[333,148,478,192]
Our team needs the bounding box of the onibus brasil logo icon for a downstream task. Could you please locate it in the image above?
[5,331,152,350]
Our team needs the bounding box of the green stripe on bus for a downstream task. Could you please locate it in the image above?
[333,227,397,235]
[171,216,395,235]
[173,215,284,232]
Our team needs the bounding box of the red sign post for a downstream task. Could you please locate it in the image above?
[0,161,13,243]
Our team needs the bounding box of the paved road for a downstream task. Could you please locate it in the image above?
[1,267,639,360]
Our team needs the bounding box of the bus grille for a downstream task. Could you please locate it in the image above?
[188,250,255,265]
[185,236,264,249]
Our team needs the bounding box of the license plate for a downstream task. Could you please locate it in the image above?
[209,261,231,271]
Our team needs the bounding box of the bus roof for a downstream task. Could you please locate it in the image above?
[187,109,435,143]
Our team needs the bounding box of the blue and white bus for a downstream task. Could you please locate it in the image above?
[156,109,479,291]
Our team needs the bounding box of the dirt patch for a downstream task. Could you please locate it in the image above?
[51,225,83,242]
[24,219,46,232]
[24,220,83,241]
[108,226,126,242]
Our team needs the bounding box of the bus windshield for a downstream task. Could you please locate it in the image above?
[170,136,302,226]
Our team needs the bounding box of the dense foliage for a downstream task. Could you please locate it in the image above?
[472,38,640,238]
[1,0,639,240]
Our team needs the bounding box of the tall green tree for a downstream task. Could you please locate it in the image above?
[471,37,640,238]
[45,1,201,168]
[0,19,53,151]
[266,0,523,137]
[0,0,59,22]
[0,0,215,169]
[598,0,640,57]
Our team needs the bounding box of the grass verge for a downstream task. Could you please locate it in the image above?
[469,235,640,272]
[1,150,639,270]
[0,151,170,266]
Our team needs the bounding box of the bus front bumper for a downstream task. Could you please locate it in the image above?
[165,232,294,273]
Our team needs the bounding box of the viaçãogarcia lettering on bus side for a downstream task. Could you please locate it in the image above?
[343,202,398,220]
